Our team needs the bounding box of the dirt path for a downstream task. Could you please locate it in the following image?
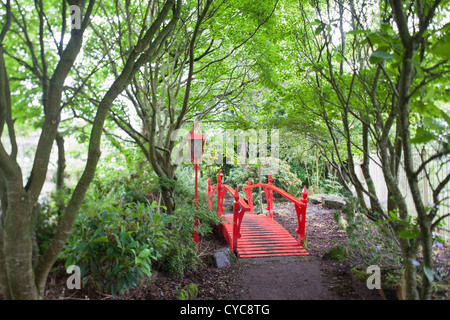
[231,256,343,300]
[226,201,360,300]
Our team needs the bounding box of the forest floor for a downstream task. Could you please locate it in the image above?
[44,199,450,301]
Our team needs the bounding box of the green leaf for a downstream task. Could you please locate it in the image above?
[65,256,76,269]
[76,240,89,252]
[90,260,98,273]
[410,128,435,144]
[398,230,417,239]
[440,109,450,127]
[431,39,450,59]
[423,266,434,282]
[95,236,109,243]
[380,21,391,33]
[126,240,139,249]
[369,50,395,64]
[366,32,389,46]
[347,29,370,35]
[138,248,151,260]
[114,234,122,248]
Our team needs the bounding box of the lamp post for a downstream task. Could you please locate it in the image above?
[187,122,205,246]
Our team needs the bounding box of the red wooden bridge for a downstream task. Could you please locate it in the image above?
[207,171,309,258]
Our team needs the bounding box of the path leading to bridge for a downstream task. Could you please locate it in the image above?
[233,255,343,300]
[226,200,361,300]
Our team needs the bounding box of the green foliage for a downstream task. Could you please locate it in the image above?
[59,165,221,295]
[324,245,349,261]
[176,283,198,300]
[92,145,159,206]
[333,195,402,270]
[225,159,303,197]
[61,199,168,296]
[35,189,73,255]
[320,175,345,196]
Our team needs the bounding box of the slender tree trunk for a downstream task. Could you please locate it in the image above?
[55,132,66,192]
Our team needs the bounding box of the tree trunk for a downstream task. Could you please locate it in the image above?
[55,132,66,191]
[3,184,40,299]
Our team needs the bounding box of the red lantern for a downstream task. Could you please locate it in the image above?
[187,122,205,165]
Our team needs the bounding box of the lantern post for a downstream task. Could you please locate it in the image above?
[187,122,205,247]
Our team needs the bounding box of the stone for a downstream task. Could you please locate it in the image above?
[308,194,327,204]
[322,195,347,209]
[207,247,237,268]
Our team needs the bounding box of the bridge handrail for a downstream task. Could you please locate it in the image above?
[208,171,250,251]
[207,171,307,252]
[242,183,303,206]
[241,175,307,247]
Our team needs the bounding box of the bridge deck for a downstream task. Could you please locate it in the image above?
[220,214,309,258]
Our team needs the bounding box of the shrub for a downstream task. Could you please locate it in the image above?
[92,166,159,206]
[61,198,169,296]
[333,194,402,271]
[155,167,221,277]
[35,189,72,255]
[60,166,221,295]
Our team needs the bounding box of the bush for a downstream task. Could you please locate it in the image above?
[61,198,169,296]
[35,189,72,255]
[60,166,221,295]
[156,167,221,277]
[333,194,402,271]
[92,166,159,206]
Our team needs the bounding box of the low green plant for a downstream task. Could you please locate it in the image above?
[320,175,345,196]
[61,198,169,296]
[35,189,72,255]
[176,283,198,300]
[155,167,221,277]
[333,194,402,270]
[57,165,220,295]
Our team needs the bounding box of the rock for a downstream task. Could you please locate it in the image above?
[322,195,347,209]
[308,194,327,204]
[206,247,237,268]
[308,194,347,209]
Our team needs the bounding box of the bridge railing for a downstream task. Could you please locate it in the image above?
[208,170,250,251]
[207,170,308,251]
[242,175,308,247]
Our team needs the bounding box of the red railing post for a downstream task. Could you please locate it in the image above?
[207,177,213,210]
[295,186,308,247]
[217,170,224,218]
[267,175,274,219]
[232,187,240,252]
[245,178,254,214]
